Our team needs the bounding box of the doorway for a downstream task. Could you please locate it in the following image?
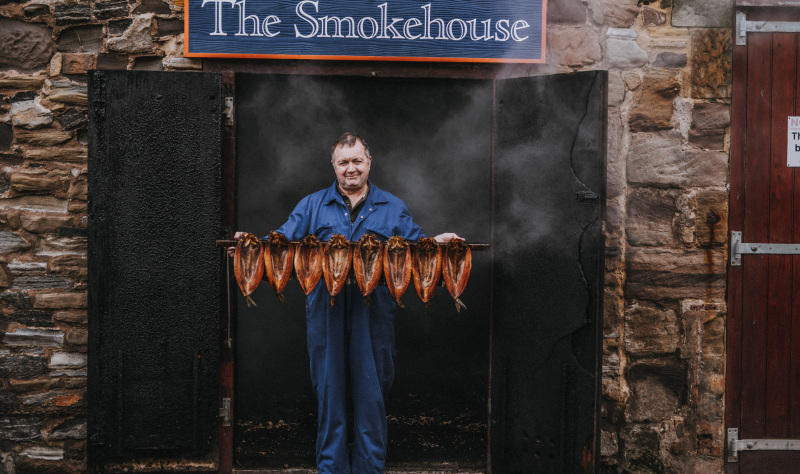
[234,74,492,469]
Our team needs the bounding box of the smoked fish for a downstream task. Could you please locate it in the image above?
[383,236,412,308]
[352,233,384,304]
[412,237,442,307]
[234,232,264,307]
[323,234,353,306]
[442,238,471,312]
[294,235,324,295]
[264,231,294,303]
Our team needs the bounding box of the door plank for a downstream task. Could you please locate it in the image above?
[791,34,800,438]
[740,31,773,440]
[765,33,796,438]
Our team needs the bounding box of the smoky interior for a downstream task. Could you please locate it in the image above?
[234,74,492,468]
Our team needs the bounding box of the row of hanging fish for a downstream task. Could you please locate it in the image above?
[233,232,472,311]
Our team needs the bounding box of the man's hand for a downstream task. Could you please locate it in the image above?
[433,233,462,243]
[226,231,245,258]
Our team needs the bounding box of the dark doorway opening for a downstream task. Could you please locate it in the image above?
[234,74,492,469]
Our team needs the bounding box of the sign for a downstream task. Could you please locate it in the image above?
[789,116,800,167]
[185,0,546,63]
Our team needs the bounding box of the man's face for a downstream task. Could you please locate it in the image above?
[332,140,371,192]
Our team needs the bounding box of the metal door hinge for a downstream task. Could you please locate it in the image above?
[736,11,800,45]
[728,428,800,462]
[730,231,800,266]
[219,397,231,427]
[223,97,234,126]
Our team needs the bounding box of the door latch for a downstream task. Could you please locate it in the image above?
[219,397,231,427]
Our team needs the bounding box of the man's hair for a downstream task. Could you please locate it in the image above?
[331,132,371,161]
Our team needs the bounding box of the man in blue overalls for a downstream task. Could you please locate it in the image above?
[236,133,458,473]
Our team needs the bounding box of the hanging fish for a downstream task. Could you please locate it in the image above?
[442,238,471,312]
[383,236,412,308]
[264,231,294,303]
[294,234,324,295]
[412,237,442,307]
[353,233,384,305]
[234,232,264,307]
[323,234,353,306]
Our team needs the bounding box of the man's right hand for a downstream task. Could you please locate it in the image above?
[226,232,245,258]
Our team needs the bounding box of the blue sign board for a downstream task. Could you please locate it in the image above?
[185,0,547,63]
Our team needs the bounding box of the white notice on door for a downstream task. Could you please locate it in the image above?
[788,116,800,166]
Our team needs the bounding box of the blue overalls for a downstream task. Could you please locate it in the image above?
[275,181,424,473]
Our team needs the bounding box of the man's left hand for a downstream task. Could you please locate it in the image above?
[433,233,462,243]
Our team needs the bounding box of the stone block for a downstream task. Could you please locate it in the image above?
[626,189,676,246]
[0,266,11,289]
[672,0,733,28]
[0,19,54,73]
[642,7,666,25]
[3,328,64,347]
[35,236,87,256]
[57,25,104,53]
[24,147,87,162]
[109,19,133,35]
[107,15,154,54]
[689,101,730,150]
[53,311,87,324]
[606,111,624,197]
[132,55,165,71]
[34,292,87,309]
[2,196,69,213]
[547,0,586,24]
[10,173,67,194]
[0,389,21,411]
[625,357,686,422]
[12,276,72,290]
[70,181,87,200]
[600,429,619,457]
[49,352,86,368]
[47,81,88,105]
[627,132,728,188]
[133,0,171,14]
[0,416,42,441]
[94,0,129,19]
[50,52,62,76]
[56,108,87,131]
[628,72,680,132]
[20,390,68,406]
[6,262,45,274]
[6,310,55,327]
[62,53,97,75]
[0,231,31,254]
[626,247,726,300]
[603,1,640,28]
[606,28,649,69]
[65,328,87,346]
[51,368,87,377]
[13,128,72,146]
[624,301,680,356]
[12,91,38,102]
[156,18,185,36]
[692,29,732,99]
[2,291,33,309]
[20,215,75,234]
[10,100,53,130]
[652,52,687,68]
[96,53,129,70]
[24,4,50,17]
[164,57,203,70]
[547,26,602,67]
[54,3,91,25]
[0,355,47,378]
[49,417,86,440]
[0,75,46,89]
[19,446,64,460]
[620,425,665,472]
[694,188,728,246]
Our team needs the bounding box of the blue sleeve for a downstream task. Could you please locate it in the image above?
[273,197,311,241]
[395,202,425,241]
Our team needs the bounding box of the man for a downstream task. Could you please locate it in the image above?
[234,132,458,473]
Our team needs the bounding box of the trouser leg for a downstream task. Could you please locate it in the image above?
[349,286,396,474]
[306,286,349,474]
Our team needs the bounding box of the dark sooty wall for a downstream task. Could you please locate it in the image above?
[88,71,222,463]
[234,74,492,467]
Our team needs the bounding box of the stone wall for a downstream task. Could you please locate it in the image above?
[0,0,733,472]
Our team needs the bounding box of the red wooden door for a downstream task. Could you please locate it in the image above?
[728,8,800,474]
